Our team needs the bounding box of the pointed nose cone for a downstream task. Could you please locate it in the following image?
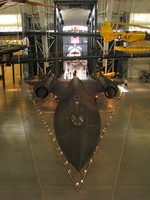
[54,78,100,171]
[67,129,100,172]
[54,106,100,172]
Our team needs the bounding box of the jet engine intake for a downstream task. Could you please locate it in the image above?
[96,75,118,99]
[34,76,55,99]
[104,86,117,98]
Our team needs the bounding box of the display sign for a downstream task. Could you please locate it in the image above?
[70,37,80,44]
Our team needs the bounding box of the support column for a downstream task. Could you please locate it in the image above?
[20,63,22,80]
[12,64,15,84]
[103,0,114,73]
[106,0,114,21]
[55,36,59,78]
[54,5,63,78]
[19,63,23,84]
[38,7,49,75]
[1,65,5,89]
[93,59,97,79]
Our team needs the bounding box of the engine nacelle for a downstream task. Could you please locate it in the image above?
[34,76,55,99]
[96,75,118,99]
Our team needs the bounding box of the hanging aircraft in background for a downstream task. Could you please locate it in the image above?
[0,0,56,8]
[98,21,150,54]
[0,44,26,66]
[114,41,150,53]
[31,73,123,171]
[95,71,119,79]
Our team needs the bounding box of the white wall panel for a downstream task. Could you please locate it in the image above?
[127,58,150,78]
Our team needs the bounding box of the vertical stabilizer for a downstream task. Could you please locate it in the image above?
[100,21,114,42]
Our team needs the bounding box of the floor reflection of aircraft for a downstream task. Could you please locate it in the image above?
[30,73,123,172]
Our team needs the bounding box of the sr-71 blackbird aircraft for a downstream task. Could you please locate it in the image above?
[33,74,122,171]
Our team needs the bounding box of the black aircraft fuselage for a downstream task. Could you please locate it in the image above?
[54,77,101,171]
[34,74,121,171]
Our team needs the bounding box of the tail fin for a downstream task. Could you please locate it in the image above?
[100,21,114,42]
[0,2,6,7]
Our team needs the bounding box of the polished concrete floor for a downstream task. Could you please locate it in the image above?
[0,66,150,199]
